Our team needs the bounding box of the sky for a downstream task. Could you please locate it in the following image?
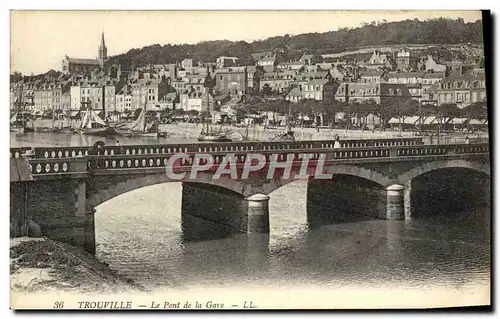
[10,10,483,75]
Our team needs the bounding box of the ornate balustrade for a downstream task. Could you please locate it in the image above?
[395,143,490,157]
[15,142,489,179]
[28,157,88,176]
[10,147,32,158]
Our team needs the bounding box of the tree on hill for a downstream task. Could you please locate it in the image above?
[108,18,483,68]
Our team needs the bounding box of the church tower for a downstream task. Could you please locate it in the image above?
[98,31,108,69]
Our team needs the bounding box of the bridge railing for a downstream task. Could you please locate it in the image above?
[19,142,489,178]
[395,143,490,157]
[18,137,424,159]
[10,147,33,159]
[27,157,88,176]
[86,147,396,171]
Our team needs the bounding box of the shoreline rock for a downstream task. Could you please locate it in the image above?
[10,237,143,294]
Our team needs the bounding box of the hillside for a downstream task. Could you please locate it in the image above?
[108,17,484,69]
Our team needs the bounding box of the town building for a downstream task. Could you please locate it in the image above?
[136,78,171,111]
[359,70,387,83]
[435,69,487,108]
[277,61,305,71]
[425,55,447,73]
[179,91,214,113]
[395,48,418,71]
[115,85,132,113]
[366,51,394,70]
[216,56,239,69]
[386,72,425,102]
[214,67,247,96]
[182,74,207,95]
[181,58,193,69]
[329,64,359,82]
[251,51,274,63]
[386,72,424,85]
[61,32,109,74]
[421,72,446,105]
[286,78,339,103]
[157,92,177,110]
[299,53,314,65]
[334,82,412,105]
[256,54,276,68]
[246,66,260,95]
[259,70,295,94]
[103,79,126,118]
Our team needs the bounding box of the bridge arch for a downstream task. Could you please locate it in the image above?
[397,159,490,186]
[86,172,250,209]
[325,164,389,187]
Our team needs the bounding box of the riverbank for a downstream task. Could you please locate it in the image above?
[159,123,488,143]
[10,237,142,295]
[10,123,488,149]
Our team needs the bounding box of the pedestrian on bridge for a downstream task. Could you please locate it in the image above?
[334,134,341,148]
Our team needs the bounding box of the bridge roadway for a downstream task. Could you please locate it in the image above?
[10,137,490,254]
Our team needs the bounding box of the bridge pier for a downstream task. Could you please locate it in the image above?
[404,181,412,220]
[181,183,248,241]
[386,184,405,220]
[246,194,270,233]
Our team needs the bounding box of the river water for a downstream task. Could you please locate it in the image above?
[92,181,490,292]
[11,132,491,295]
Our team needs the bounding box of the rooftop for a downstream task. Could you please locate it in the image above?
[66,57,100,65]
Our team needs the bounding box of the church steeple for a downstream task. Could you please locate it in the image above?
[98,31,108,68]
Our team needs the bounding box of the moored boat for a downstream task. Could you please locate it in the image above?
[197,70,233,142]
[79,108,119,136]
[118,102,166,138]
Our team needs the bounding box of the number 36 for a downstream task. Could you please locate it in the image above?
[53,301,64,309]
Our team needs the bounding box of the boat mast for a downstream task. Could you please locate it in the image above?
[203,67,213,134]
[143,98,147,132]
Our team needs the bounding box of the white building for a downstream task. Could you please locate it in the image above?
[70,85,81,110]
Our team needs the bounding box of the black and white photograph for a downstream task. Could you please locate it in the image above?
[8,9,491,309]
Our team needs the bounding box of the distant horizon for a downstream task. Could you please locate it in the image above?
[10,10,483,75]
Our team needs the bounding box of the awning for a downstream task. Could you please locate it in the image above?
[388,117,399,124]
[449,118,468,125]
[422,116,451,125]
[469,119,485,125]
[422,116,436,125]
[403,116,420,125]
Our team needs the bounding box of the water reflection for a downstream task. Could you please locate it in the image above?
[94,180,490,291]
[10,132,197,148]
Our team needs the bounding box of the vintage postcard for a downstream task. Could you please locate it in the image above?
[9,10,490,310]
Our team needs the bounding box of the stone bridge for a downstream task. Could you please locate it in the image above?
[10,137,490,254]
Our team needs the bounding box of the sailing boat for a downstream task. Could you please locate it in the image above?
[10,112,24,133]
[10,88,34,134]
[123,107,159,138]
[119,98,163,138]
[270,103,295,141]
[197,71,232,142]
[79,107,118,136]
